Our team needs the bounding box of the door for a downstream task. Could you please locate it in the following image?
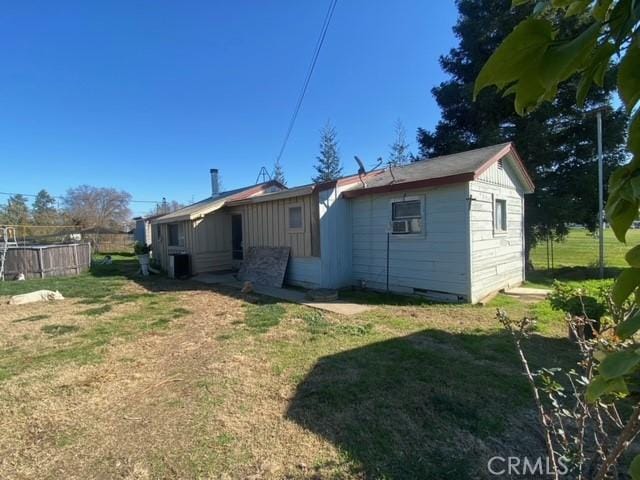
[231,214,243,260]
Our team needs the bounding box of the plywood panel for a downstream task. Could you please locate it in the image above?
[238,247,290,287]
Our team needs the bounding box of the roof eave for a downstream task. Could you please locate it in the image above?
[472,142,535,193]
[341,172,476,199]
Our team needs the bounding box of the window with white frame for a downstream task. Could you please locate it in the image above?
[391,199,422,234]
[168,223,185,247]
[287,205,304,232]
[495,199,507,232]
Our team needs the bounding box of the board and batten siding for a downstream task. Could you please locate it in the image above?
[151,211,234,275]
[351,184,471,300]
[228,193,322,288]
[469,160,525,302]
[228,194,320,258]
[191,211,233,273]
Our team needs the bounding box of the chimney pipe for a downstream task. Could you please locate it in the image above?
[210,168,220,197]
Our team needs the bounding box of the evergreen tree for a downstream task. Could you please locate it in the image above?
[388,119,411,166]
[4,194,30,225]
[272,159,286,186]
[417,0,627,261]
[32,189,58,225]
[312,121,342,183]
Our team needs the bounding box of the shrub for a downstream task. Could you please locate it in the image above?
[548,280,612,321]
[133,242,151,255]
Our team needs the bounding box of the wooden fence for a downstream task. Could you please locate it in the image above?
[3,243,92,280]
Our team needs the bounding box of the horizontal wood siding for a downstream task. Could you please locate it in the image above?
[351,184,470,299]
[284,257,322,288]
[470,161,525,302]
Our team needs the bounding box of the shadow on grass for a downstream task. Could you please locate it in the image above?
[527,266,622,287]
[338,288,444,306]
[286,329,576,479]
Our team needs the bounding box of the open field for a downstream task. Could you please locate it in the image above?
[0,255,575,479]
[530,227,640,270]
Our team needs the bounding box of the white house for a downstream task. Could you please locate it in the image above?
[151,142,534,303]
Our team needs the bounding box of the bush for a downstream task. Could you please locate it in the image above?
[548,280,612,321]
[133,242,151,255]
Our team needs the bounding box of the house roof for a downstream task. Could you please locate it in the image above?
[133,212,165,222]
[342,142,534,198]
[151,180,284,224]
[226,183,316,206]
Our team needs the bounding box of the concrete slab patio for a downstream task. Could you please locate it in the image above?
[503,286,551,302]
[192,273,373,315]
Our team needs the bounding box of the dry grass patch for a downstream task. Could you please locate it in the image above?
[0,257,575,478]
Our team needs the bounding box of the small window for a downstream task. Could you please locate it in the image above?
[391,199,422,234]
[288,205,303,231]
[168,223,185,247]
[156,224,161,241]
[495,199,507,232]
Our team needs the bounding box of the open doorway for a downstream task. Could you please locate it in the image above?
[231,214,243,260]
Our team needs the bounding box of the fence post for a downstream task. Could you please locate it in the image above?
[38,247,44,279]
[73,244,79,274]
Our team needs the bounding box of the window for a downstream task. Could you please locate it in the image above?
[156,224,161,241]
[495,199,507,232]
[168,223,185,247]
[288,205,303,231]
[391,199,422,234]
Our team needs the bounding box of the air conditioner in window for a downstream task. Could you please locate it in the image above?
[391,220,409,234]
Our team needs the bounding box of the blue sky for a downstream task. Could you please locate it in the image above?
[1,1,458,217]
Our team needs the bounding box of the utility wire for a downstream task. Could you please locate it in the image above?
[275,0,338,164]
[0,191,166,204]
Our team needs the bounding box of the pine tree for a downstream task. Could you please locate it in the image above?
[388,119,411,166]
[32,190,58,224]
[417,0,627,260]
[312,121,342,183]
[272,160,286,186]
[4,194,30,225]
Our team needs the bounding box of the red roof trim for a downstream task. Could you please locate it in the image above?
[228,180,285,201]
[341,172,475,198]
[315,171,386,192]
[342,143,534,199]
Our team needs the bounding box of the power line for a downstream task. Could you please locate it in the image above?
[0,191,166,204]
[274,0,338,164]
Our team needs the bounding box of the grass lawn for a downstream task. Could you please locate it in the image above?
[530,227,640,270]
[0,255,573,479]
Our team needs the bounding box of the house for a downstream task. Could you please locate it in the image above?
[133,213,164,246]
[151,142,534,303]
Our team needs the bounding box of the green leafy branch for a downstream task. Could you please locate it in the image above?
[476,0,640,477]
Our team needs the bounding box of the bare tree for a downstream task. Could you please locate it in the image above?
[64,185,132,230]
[151,199,184,216]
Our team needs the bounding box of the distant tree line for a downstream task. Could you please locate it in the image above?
[0,187,133,232]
